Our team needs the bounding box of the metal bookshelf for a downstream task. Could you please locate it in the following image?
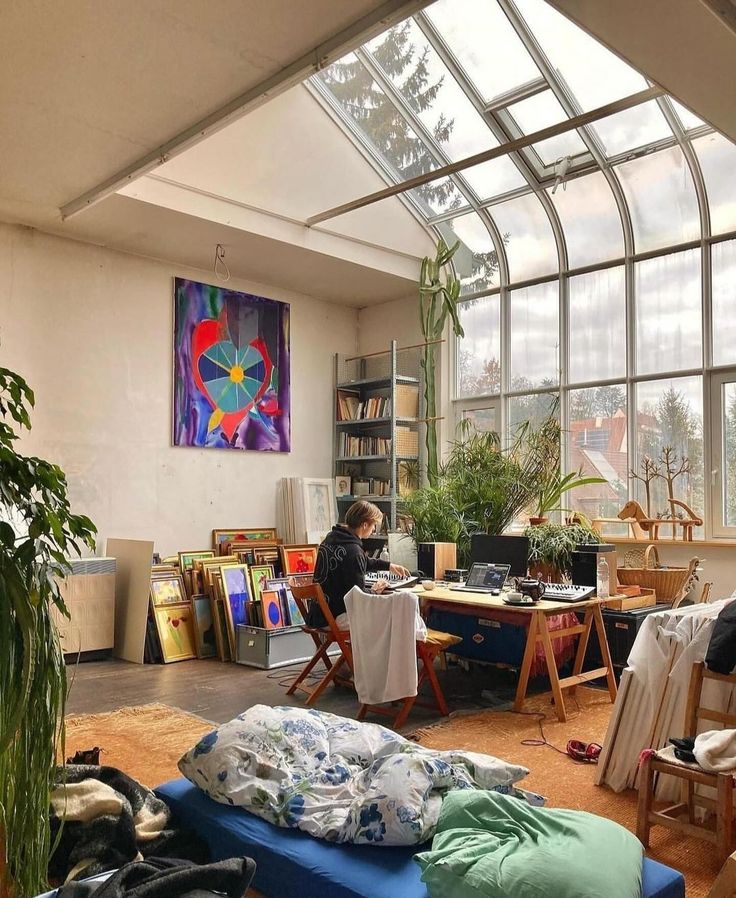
[334,340,422,531]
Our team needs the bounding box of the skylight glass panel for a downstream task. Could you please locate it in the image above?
[436,213,500,293]
[506,91,587,166]
[670,98,706,132]
[712,240,736,367]
[457,296,501,397]
[460,158,526,202]
[514,0,648,112]
[316,54,442,187]
[616,145,700,252]
[548,171,623,268]
[368,19,498,164]
[487,192,558,282]
[510,281,559,388]
[693,132,736,235]
[424,0,542,103]
[635,249,702,375]
[408,177,465,217]
[592,101,673,158]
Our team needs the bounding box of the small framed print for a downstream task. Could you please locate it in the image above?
[335,475,351,498]
[212,528,278,552]
[191,595,217,659]
[150,574,187,607]
[152,603,197,662]
[261,590,286,629]
[249,564,275,603]
[179,550,215,572]
[280,544,318,575]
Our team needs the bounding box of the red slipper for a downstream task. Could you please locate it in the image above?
[566,740,603,763]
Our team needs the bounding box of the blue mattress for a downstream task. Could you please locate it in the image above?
[156,779,685,898]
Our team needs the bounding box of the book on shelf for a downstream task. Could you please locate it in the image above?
[349,477,390,497]
[336,389,392,421]
[337,433,391,457]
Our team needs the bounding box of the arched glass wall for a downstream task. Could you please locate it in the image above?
[312,0,736,537]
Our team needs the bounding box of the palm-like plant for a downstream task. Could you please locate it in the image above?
[0,368,96,898]
[419,239,464,487]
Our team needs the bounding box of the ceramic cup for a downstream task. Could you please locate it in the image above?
[421,579,436,590]
[506,591,530,603]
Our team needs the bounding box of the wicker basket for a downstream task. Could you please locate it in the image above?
[617,545,694,602]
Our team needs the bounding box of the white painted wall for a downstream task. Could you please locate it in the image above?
[0,222,357,556]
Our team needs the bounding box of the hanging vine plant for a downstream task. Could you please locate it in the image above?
[419,238,464,487]
[0,367,96,898]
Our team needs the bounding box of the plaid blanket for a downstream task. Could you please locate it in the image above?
[49,765,207,883]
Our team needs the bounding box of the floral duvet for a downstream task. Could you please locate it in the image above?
[178,704,534,846]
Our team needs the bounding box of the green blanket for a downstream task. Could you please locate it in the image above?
[415,790,642,898]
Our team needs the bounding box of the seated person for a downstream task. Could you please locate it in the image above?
[308,499,410,629]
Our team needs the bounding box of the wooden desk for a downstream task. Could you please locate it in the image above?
[419,586,618,722]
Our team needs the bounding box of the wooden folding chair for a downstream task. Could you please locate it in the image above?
[710,850,736,898]
[286,583,354,705]
[637,661,736,863]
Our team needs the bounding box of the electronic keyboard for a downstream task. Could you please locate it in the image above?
[541,583,596,603]
[364,571,419,590]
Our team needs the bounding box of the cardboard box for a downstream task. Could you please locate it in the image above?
[395,384,419,418]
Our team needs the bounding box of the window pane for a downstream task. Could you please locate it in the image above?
[436,215,500,293]
[569,267,626,382]
[712,240,736,367]
[489,192,558,282]
[457,296,501,397]
[549,172,624,268]
[372,19,497,163]
[462,407,498,435]
[670,98,705,132]
[461,158,527,202]
[510,281,559,389]
[509,392,558,433]
[425,0,542,103]
[515,0,648,112]
[616,146,700,252]
[506,91,587,166]
[592,101,672,158]
[693,132,736,236]
[635,376,703,531]
[722,381,736,527]
[635,250,701,375]
[569,386,628,519]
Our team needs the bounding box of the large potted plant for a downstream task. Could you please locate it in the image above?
[0,367,96,898]
[524,522,601,582]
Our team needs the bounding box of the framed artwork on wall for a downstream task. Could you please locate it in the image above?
[280,545,318,575]
[173,278,290,452]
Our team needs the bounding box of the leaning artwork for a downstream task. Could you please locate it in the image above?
[173,278,290,451]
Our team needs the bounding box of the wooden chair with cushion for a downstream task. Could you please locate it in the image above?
[637,661,736,863]
[357,628,461,730]
[286,583,353,705]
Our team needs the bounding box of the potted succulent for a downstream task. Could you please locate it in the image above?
[524,521,601,582]
[0,367,96,898]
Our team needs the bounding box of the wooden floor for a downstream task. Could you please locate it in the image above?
[65,655,524,730]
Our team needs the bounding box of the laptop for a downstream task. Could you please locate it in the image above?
[450,562,511,594]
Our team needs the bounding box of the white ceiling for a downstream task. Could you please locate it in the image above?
[1,0,735,306]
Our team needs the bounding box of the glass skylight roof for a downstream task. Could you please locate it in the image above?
[310,0,731,290]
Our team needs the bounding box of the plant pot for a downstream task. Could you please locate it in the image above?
[528,516,548,526]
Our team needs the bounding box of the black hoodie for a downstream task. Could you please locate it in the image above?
[309,524,389,626]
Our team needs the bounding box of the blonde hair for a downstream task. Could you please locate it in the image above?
[344,499,383,530]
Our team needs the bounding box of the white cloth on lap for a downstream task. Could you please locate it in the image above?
[694,727,736,772]
[344,586,427,705]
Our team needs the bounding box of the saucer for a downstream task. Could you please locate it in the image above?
[502,596,538,606]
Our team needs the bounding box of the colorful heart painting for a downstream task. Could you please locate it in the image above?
[173,278,290,451]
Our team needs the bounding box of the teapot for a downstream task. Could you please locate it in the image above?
[515,576,546,602]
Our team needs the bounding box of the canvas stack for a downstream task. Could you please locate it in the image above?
[277,477,337,545]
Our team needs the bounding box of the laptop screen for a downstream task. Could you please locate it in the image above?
[465,563,510,590]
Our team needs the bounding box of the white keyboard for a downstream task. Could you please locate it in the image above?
[364,571,419,590]
[541,583,596,603]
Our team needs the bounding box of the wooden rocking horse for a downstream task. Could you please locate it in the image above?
[617,499,703,541]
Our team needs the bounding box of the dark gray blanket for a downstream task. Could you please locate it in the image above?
[50,765,208,882]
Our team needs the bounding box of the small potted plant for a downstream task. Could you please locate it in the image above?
[524,521,601,582]
[530,468,606,525]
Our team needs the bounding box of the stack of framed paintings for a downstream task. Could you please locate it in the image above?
[178,550,215,597]
[147,573,197,663]
[262,576,311,630]
[212,528,279,555]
